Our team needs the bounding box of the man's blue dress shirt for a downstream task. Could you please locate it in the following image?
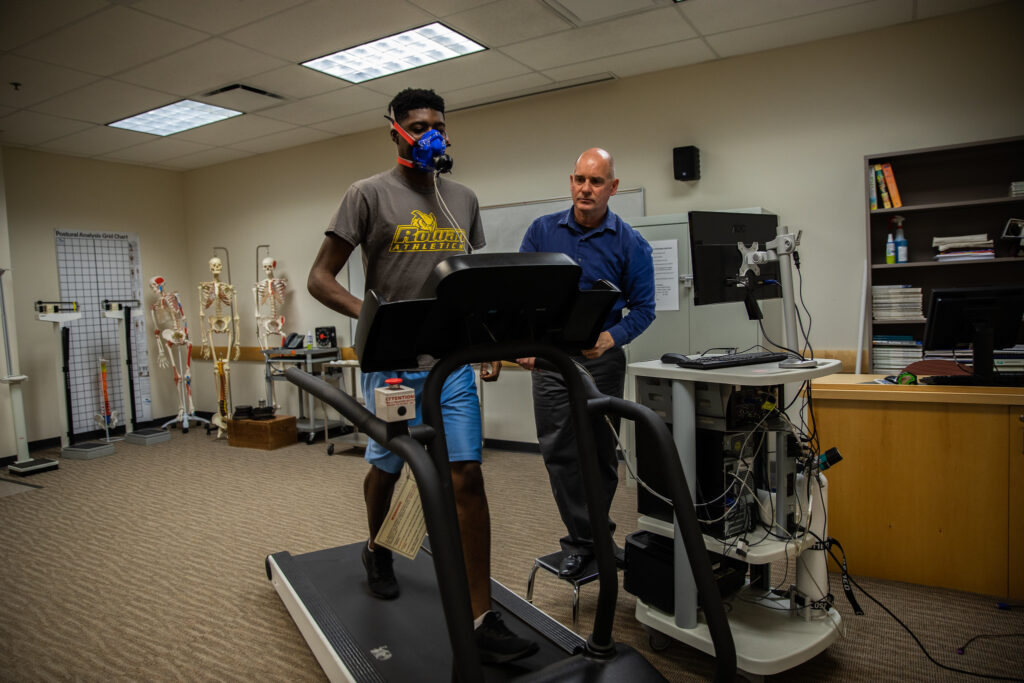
[520,208,655,348]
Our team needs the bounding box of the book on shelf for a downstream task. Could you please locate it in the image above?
[1011,180,1024,197]
[934,250,994,262]
[868,166,878,210]
[881,163,902,208]
[871,284,921,291]
[872,337,922,347]
[933,235,993,251]
[873,165,892,209]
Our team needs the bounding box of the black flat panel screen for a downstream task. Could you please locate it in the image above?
[688,211,782,306]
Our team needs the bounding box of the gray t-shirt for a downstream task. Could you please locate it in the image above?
[327,166,485,303]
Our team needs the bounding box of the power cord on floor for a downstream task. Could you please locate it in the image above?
[817,534,1024,682]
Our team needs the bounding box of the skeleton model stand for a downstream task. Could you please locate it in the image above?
[254,256,288,351]
[198,257,240,438]
[150,276,209,434]
[254,256,288,409]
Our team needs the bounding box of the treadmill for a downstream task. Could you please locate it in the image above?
[266,253,736,682]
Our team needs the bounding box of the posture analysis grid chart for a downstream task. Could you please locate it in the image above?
[56,230,152,435]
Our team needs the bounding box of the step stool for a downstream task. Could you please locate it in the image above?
[526,550,599,630]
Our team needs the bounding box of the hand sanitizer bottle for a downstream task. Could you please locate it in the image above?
[885,233,896,264]
[893,215,908,263]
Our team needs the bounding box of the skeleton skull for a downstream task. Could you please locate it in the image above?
[262,256,276,278]
[149,276,165,292]
[209,256,223,276]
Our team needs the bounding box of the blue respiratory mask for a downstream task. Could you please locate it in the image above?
[392,119,453,174]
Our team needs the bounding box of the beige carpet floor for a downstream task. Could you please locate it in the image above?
[1,431,1021,681]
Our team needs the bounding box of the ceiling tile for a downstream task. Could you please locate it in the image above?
[225,0,434,63]
[0,0,106,51]
[706,0,913,58]
[228,126,335,154]
[445,0,572,47]
[0,55,98,109]
[915,0,1003,19]
[14,5,207,76]
[311,110,393,137]
[675,0,868,35]
[260,87,390,126]
[359,51,531,98]
[31,80,172,125]
[129,0,307,34]
[0,109,92,146]
[116,38,287,97]
[444,72,554,109]
[244,64,347,101]
[548,0,659,24]
[542,38,714,82]
[501,7,694,70]
[0,105,14,118]
[102,137,212,164]
[157,146,254,170]
[406,0,495,16]
[37,125,154,156]
[175,114,296,145]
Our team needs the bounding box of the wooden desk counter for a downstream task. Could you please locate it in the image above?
[810,374,1024,598]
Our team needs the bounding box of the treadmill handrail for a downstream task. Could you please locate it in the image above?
[282,367,483,683]
[421,344,736,683]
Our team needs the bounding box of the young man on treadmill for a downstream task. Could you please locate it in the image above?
[307,88,538,664]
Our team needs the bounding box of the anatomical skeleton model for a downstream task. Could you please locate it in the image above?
[149,276,207,431]
[253,256,288,350]
[198,257,240,438]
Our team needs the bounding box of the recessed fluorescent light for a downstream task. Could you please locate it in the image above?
[108,100,242,136]
[302,22,486,84]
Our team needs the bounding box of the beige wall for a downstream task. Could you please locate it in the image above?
[2,2,1022,445]
[2,149,186,441]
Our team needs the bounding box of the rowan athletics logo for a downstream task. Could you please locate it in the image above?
[389,209,464,252]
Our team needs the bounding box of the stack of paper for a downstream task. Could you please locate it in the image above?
[872,334,923,373]
[871,284,924,321]
[932,234,994,261]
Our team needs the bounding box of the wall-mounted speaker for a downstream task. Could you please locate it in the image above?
[673,145,700,181]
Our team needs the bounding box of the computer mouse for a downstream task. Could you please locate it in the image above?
[660,353,687,365]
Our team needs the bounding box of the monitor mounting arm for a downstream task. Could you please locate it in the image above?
[737,229,817,369]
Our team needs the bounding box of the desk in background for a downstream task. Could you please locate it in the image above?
[262,347,342,443]
[810,374,1024,599]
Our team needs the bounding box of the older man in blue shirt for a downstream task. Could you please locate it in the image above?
[518,148,655,579]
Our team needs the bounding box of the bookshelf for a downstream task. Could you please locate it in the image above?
[865,136,1024,372]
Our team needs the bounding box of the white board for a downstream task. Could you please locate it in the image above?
[478,188,645,254]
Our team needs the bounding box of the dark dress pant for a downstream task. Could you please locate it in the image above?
[531,347,625,555]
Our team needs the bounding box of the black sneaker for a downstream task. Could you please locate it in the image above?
[362,544,399,600]
[474,611,539,664]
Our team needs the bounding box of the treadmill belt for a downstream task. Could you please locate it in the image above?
[274,542,583,682]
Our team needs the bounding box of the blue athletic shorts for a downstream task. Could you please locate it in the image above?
[361,364,482,474]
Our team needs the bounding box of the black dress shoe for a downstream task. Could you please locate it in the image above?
[558,552,587,579]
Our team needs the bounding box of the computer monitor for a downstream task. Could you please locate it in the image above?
[688,211,782,307]
[923,285,1024,380]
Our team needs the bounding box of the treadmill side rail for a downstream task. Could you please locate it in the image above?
[267,552,380,682]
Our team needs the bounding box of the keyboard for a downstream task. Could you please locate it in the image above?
[660,351,790,370]
[918,373,1024,387]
